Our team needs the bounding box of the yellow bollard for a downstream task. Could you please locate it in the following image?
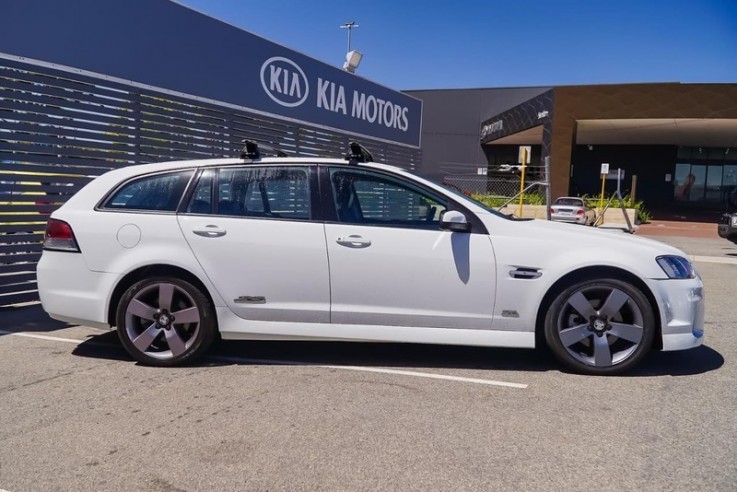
[517,148,527,217]
[599,174,606,224]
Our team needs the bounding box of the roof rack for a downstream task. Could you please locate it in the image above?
[239,140,288,159]
[345,141,374,164]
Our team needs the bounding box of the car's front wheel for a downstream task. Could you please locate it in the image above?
[544,277,655,375]
[116,277,217,366]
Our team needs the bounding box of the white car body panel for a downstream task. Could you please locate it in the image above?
[37,252,116,329]
[325,223,496,329]
[178,215,330,323]
[477,215,701,339]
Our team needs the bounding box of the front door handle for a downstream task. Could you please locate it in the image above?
[193,225,227,238]
[336,235,371,248]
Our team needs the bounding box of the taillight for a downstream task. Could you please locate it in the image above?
[43,219,80,252]
[550,208,556,213]
[576,209,585,215]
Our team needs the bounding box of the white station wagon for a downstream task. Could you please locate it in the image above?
[37,143,705,375]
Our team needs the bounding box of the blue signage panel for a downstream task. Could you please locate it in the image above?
[0,0,422,147]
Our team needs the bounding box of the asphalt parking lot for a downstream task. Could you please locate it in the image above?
[1,235,736,491]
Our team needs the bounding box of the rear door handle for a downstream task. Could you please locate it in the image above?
[336,235,371,248]
[193,225,227,238]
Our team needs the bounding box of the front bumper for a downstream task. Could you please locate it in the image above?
[646,276,705,351]
[717,213,737,242]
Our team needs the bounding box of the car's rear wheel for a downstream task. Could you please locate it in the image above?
[544,278,655,375]
[116,277,216,366]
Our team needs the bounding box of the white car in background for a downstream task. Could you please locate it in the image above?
[550,196,597,225]
[37,143,705,375]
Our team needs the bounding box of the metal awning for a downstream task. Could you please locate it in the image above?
[484,118,737,147]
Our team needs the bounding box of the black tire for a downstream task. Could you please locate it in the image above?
[544,277,655,375]
[116,276,217,366]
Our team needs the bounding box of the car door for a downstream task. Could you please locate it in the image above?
[178,165,330,323]
[323,166,496,330]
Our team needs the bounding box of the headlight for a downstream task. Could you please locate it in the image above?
[656,255,696,279]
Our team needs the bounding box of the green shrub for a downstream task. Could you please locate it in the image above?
[469,192,652,223]
[579,194,651,224]
[470,193,546,208]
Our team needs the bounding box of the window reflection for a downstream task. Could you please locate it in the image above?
[675,147,736,206]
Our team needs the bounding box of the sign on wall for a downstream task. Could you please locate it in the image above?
[1,0,422,147]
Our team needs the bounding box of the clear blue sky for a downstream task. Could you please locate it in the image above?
[177,0,737,90]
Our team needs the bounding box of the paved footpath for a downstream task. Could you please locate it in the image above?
[636,216,737,265]
[636,219,720,239]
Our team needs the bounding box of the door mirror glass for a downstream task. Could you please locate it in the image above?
[440,210,471,232]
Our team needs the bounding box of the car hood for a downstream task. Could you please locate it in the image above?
[481,216,689,279]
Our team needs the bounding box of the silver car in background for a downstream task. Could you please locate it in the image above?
[550,197,596,225]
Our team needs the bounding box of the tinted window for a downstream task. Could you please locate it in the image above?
[200,167,311,220]
[187,170,213,214]
[104,171,193,211]
[554,198,584,207]
[329,168,447,227]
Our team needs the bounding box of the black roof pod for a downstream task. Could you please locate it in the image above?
[239,140,288,160]
[345,141,374,164]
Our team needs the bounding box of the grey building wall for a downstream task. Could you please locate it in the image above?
[405,87,551,182]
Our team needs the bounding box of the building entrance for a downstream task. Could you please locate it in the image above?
[674,147,737,208]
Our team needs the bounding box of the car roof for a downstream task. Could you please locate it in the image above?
[98,157,408,182]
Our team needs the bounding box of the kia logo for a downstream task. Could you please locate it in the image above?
[260,57,309,108]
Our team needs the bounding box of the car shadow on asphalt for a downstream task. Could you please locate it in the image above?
[0,304,70,334]
[627,346,724,377]
[71,331,724,377]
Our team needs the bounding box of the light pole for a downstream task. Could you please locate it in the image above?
[340,21,359,53]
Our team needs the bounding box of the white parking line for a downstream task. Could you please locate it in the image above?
[0,331,83,344]
[1,331,528,389]
[210,356,527,389]
[322,365,528,388]
[211,355,528,388]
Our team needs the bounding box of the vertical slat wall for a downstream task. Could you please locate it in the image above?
[0,58,421,306]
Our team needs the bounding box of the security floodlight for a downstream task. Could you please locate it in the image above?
[343,50,363,73]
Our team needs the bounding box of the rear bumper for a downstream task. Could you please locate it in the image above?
[551,214,587,224]
[37,251,117,329]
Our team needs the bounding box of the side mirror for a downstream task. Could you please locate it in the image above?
[440,210,471,232]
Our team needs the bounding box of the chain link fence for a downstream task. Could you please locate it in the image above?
[443,165,548,202]
[442,175,522,198]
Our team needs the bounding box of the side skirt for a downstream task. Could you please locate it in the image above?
[216,307,535,349]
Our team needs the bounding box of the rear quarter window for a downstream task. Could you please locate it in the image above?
[102,170,193,212]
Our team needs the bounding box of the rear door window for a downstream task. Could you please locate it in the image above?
[185,166,311,220]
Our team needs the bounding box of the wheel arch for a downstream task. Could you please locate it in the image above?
[107,264,217,327]
[534,265,663,351]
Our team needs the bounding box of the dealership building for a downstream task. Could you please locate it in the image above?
[1,0,736,304]
[408,84,737,208]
